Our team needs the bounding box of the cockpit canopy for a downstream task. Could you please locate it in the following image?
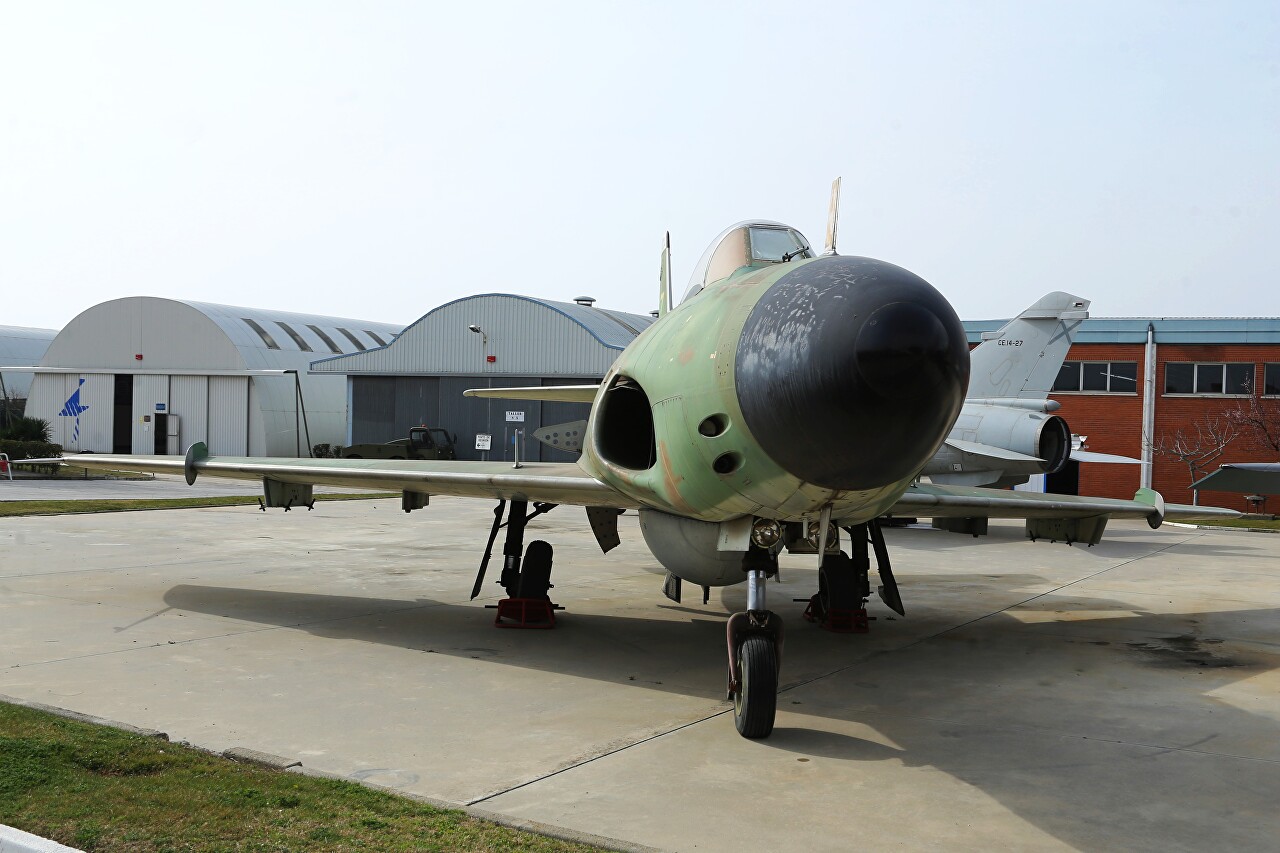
[684,221,814,301]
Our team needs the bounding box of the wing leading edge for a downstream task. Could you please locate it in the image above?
[463,385,600,403]
[886,482,1237,526]
[62,446,639,509]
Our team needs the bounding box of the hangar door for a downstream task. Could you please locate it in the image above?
[208,376,249,455]
[124,374,248,455]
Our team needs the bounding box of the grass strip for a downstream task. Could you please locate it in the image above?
[0,701,599,852]
[0,493,399,518]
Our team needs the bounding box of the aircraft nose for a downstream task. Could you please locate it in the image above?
[734,255,970,491]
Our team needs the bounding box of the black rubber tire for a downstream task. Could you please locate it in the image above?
[820,564,858,613]
[733,635,778,738]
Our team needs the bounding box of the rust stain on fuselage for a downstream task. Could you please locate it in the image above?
[658,441,696,516]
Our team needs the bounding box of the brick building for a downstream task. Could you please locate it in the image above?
[963,318,1280,512]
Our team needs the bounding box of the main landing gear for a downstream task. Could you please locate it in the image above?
[803,520,905,632]
[471,499,561,627]
[726,552,784,738]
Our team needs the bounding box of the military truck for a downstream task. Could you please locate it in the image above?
[340,426,457,460]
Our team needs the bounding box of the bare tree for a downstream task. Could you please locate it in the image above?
[1224,382,1280,455]
[1151,416,1240,500]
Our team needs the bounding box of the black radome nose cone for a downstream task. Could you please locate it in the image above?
[854,301,956,400]
[734,256,970,491]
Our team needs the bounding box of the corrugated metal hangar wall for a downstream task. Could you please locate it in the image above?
[25,297,403,456]
[312,294,654,462]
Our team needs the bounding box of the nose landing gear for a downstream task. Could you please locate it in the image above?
[727,564,784,738]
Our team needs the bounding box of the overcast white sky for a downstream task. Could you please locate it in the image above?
[2,1,1277,331]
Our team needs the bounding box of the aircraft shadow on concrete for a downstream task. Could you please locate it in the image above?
[165,573,1274,845]
[161,581,1280,850]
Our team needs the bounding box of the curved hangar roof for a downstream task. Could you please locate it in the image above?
[311,293,656,377]
[39,297,403,372]
[0,325,59,399]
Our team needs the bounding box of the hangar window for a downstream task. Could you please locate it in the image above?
[336,327,367,351]
[1164,362,1254,395]
[1053,361,1137,393]
[242,318,280,349]
[1266,364,1280,396]
[365,330,388,347]
[276,322,312,352]
[307,325,343,354]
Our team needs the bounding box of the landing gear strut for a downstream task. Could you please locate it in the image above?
[727,557,783,738]
[803,520,905,631]
[471,499,561,627]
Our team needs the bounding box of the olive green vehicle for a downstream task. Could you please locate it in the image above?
[341,426,457,461]
[58,181,1237,739]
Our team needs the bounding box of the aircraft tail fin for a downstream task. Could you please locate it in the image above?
[658,232,673,317]
[967,292,1089,400]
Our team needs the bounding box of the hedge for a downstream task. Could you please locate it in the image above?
[0,440,63,474]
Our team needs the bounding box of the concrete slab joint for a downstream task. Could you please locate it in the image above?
[222,747,302,770]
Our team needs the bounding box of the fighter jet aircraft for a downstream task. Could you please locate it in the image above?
[59,185,1235,738]
[535,289,1098,487]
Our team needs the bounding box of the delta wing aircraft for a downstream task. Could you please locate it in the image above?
[60,184,1235,738]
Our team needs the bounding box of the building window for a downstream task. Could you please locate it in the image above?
[242,318,279,349]
[307,325,343,354]
[365,330,388,347]
[1265,364,1280,396]
[1053,361,1138,393]
[336,327,367,351]
[276,322,312,352]
[1164,362,1254,395]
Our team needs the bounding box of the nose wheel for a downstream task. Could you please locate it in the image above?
[727,567,784,739]
[733,633,778,737]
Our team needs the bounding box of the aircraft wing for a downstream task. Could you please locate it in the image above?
[1192,463,1280,495]
[886,482,1239,524]
[944,437,1044,463]
[463,385,600,403]
[59,447,641,509]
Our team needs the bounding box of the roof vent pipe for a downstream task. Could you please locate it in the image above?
[573,296,596,307]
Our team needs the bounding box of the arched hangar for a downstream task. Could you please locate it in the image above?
[311,293,654,461]
[25,297,402,456]
[0,325,58,420]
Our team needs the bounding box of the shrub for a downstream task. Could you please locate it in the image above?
[0,439,62,475]
[0,416,51,442]
[312,443,341,458]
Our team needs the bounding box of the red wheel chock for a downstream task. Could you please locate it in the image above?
[802,595,870,633]
[492,597,559,628]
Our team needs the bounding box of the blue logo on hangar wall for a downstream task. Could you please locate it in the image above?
[58,378,90,443]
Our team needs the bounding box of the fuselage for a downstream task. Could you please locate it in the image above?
[579,243,970,525]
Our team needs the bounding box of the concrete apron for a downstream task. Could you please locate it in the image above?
[1,498,1278,852]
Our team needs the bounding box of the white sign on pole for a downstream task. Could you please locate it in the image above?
[505,411,525,423]
[475,433,492,451]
